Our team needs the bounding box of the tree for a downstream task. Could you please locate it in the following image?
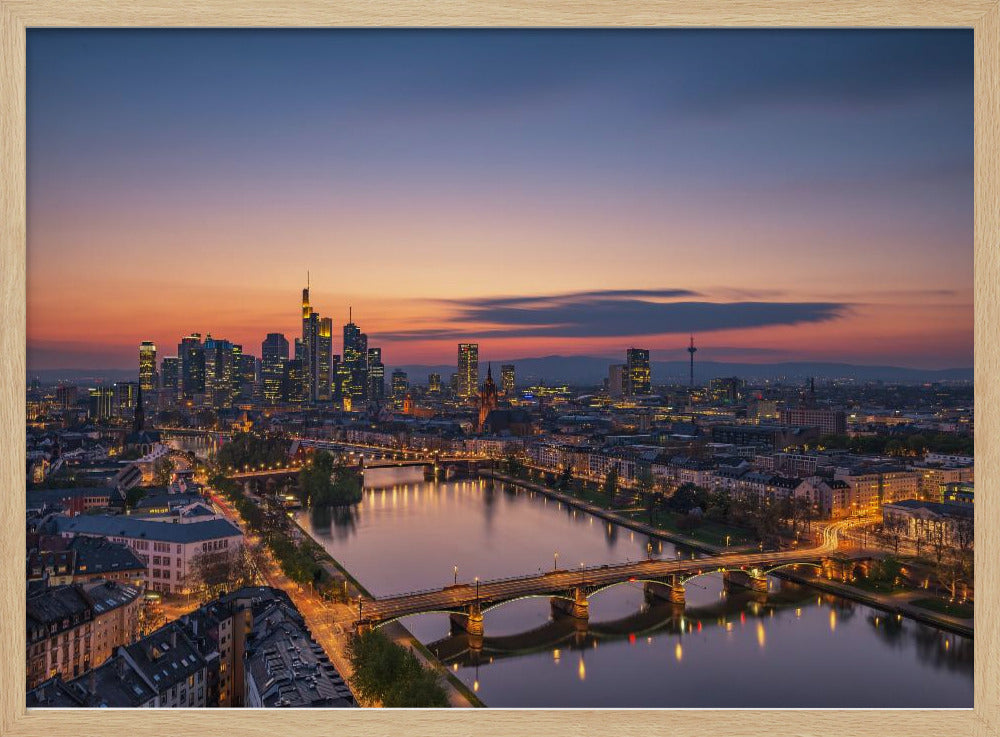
[299,451,362,507]
[951,515,975,597]
[556,465,573,491]
[195,409,218,429]
[666,483,708,515]
[384,670,449,708]
[346,629,448,707]
[882,513,907,554]
[124,486,147,511]
[502,454,525,477]
[748,500,781,547]
[602,467,619,504]
[187,546,258,601]
[635,465,655,498]
[704,488,733,524]
[152,457,175,486]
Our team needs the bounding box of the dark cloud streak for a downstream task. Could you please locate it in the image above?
[373,292,848,341]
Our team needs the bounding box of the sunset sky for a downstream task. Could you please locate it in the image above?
[26,29,973,371]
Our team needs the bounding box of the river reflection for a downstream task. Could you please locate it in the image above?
[297,478,972,707]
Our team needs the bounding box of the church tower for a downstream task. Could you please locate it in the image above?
[477,364,499,432]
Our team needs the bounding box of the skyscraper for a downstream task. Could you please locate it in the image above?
[391,369,408,409]
[160,357,180,398]
[501,364,515,396]
[625,348,651,396]
[608,364,626,398]
[367,347,385,402]
[457,343,479,399]
[88,386,114,421]
[261,333,289,405]
[301,279,316,402]
[138,341,157,391]
[428,373,442,394]
[203,335,237,408]
[178,334,205,399]
[113,381,140,417]
[316,317,333,402]
[342,314,369,406]
[283,359,305,404]
[237,352,258,400]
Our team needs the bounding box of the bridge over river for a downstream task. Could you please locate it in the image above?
[426,584,825,666]
[356,519,863,635]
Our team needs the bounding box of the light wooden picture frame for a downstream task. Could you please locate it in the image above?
[1,1,997,735]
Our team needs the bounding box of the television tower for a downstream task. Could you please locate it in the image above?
[687,335,698,387]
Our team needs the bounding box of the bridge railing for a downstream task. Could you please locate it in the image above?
[367,550,833,605]
[370,559,685,602]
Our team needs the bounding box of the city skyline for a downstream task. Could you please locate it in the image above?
[27,29,972,371]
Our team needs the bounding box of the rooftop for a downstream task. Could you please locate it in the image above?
[46,514,242,544]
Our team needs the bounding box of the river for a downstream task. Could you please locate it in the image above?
[297,475,972,708]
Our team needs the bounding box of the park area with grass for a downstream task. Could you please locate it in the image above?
[910,597,974,619]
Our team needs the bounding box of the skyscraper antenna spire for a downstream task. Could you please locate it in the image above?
[349,305,352,323]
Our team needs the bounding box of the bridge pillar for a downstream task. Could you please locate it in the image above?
[723,569,769,594]
[450,604,484,636]
[822,557,854,581]
[645,580,685,606]
[550,588,589,621]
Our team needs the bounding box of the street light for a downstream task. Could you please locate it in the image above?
[553,552,559,571]
[454,565,458,585]
[475,576,480,604]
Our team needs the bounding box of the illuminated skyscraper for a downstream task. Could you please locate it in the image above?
[261,333,289,405]
[139,341,157,391]
[178,334,205,399]
[316,317,334,402]
[501,364,515,396]
[203,335,237,408]
[367,347,385,402]
[342,313,369,405]
[428,373,442,394]
[114,381,140,417]
[391,369,409,409]
[160,357,180,398]
[283,359,305,404]
[301,278,316,401]
[88,386,115,421]
[237,352,258,400]
[625,348,651,396]
[457,343,479,399]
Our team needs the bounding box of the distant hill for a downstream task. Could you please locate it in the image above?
[388,356,972,386]
[29,356,972,388]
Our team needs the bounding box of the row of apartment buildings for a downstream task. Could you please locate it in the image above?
[523,442,973,518]
[28,587,355,708]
